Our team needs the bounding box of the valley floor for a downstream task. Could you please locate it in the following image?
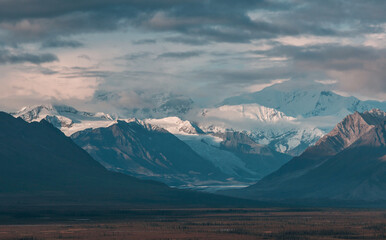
[0,208,385,240]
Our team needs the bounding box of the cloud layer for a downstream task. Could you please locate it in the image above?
[0,0,385,111]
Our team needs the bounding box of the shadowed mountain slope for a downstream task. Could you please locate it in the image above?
[0,112,256,207]
[222,109,386,203]
[71,120,228,187]
[218,131,291,177]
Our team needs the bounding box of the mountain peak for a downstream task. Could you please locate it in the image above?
[306,109,386,156]
[201,104,295,123]
[359,108,386,125]
[143,116,204,135]
[220,83,386,118]
[13,104,116,136]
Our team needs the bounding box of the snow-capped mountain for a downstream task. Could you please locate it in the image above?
[12,104,291,190]
[143,117,254,179]
[201,104,295,123]
[142,116,291,186]
[0,111,242,207]
[13,104,116,136]
[67,115,291,190]
[248,126,325,156]
[198,104,325,156]
[207,82,385,155]
[221,83,386,118]
[144,116,204,135]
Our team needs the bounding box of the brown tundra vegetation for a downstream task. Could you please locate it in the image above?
[0,208,385,240]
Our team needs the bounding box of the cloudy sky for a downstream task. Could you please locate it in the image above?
[0,0,385,111]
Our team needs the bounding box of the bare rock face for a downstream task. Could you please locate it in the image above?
[223,109,386,203]
[305,109,386,157]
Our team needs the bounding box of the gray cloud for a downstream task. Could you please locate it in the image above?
[158,51,203,59]
[163,36,210,46]
[1,0,383,45]
[123,52,152,61]
[252,43,386,97]
[38,67,58,75]
[0,0,385,109]
[192,67,296,86]
[254,44,384,69]
[78,54,91,60]
[61,67,111,79]
[41,38,83,48]
[0,49,58,65]
[132,39,157,45]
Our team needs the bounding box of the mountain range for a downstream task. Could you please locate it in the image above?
[71,119,230,188]
[69,116,292,190]
[0,111,253,208]
[222,109,386,203]
[221,83,386,118]
[13,104,291,190]
[198,103,325,156]
[8,82,386,195]
[202,83,385,155]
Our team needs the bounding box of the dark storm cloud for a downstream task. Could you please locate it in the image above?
[158,51,203,59]
[41,38,83,48]
[0,49,58,65]
[2,0,383,44]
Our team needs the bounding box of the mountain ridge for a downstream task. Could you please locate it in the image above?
[0,111,257,208]
[221,109,386,203]
[220,84,386,118]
